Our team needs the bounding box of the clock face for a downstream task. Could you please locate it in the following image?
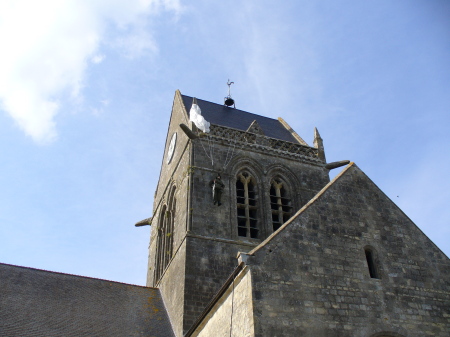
[167,132,177,164]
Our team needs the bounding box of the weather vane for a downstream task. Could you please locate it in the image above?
[224,79,235,108]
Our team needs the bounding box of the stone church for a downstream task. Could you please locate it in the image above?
[1,90,449,336]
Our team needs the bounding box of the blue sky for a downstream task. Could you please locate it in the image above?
[0,0,449,285]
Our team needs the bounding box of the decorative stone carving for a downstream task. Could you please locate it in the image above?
[204,124,323,162]
[246,120,265,136]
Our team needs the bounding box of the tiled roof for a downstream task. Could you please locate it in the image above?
[181,95,299,143]
[0,263,175,337]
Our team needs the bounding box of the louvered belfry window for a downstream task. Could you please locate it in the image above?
[236,171,258,239]
[270,178,292,231]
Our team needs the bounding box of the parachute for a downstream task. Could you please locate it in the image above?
[189,103,210,133]
[182,99,237,171]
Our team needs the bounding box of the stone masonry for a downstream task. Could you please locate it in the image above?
[147,91,449,337]
[242,163,450,337]
[191,266,255,337]
[147,90,330,335]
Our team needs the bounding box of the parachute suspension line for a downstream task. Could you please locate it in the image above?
[198,131,237,171]
[207,133,215,168]
[199,136,214,168]
[222,136,237,170]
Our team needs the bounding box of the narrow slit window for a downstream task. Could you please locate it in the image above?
[365,248,380,279]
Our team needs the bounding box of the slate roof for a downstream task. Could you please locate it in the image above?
[0,263,175,337]
[181,95,299,143]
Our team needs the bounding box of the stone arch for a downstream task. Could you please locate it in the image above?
[265,165,302,233]
[266,163,299,183]
[226,155,265,179]
[266,164,301,205]
[167,184,177,253]
[228,157,266,240]
[268,176,293,232]
[168,183,177,210]
[155,204,167,284]
[155,184,177,284]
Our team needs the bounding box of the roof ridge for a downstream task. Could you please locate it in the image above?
[181,94,283,123]
[278,117,308,146]
[0,262,154,289]
[248,162,355,256]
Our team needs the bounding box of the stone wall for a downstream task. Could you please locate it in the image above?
[189,137,330,240]
[148,90,332,335]
[146,91,193,336]
[146,146,190,287]
[158,240,187,337]
[152,91,191,209]
[180,128,330,333]
[192,266,255,337]
[147,90,192,286]
[183,236,256,332]
[244,164,450,337]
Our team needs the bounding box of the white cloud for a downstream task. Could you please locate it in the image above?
[0,0,181,144]
[92,54,105,64]
[91,99,110,116]
[229,2,326,129]
[113,23,159,59]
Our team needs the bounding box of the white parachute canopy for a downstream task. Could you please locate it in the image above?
[189,103,210,133]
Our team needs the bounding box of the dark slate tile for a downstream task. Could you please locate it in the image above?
[0,263,175,337]
[181,95,298,143]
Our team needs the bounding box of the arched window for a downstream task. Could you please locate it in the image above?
[270,177,292,231]
[155,205,166,283]
[155,187,176,283]
[236,171,259,239]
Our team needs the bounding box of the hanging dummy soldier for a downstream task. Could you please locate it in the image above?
[209,174,225,206]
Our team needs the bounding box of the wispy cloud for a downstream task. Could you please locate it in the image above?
[236,3,324,123]
[92,54,105,64]
[0,0,181,144]
[91,99,110,116]
[113,23,159,59]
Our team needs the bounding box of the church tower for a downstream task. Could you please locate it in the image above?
[2,89,446,337]
[143,90,332,335]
